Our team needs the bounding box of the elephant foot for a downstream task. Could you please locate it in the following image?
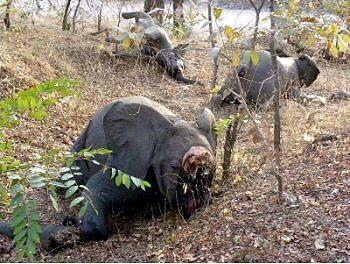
[80,220,109,242]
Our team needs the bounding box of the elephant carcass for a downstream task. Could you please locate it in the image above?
[73,96,216,241]
[0,96,217,247]
[119,11,201,84]
[211,50,320,106]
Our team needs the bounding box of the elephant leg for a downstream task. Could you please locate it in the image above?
[80,169,157,241]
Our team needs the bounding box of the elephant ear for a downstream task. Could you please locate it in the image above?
[173,43,189,57]
[197,108,217,149]
[102,101,158,179]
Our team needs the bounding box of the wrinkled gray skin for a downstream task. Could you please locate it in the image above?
[72,96,216,241]
[120,11,201,84]
[211,50,320,106]
[1,97,216,247]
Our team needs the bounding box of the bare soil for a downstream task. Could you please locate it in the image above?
[0,28,349,262]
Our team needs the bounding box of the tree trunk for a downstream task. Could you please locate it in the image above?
[269,0,283,201]
[62,0,72,30]
[144,0,164,24]
[4,0,13,30]
[97,4,103,31]
[208,0,219,89]
[72,0,82,32]
[221,0,266,178]
[173,0,184,29]
[222,119,239,179]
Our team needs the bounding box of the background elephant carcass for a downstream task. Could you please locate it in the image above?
[120,11,201,84]
[211,50,320,106]
[68,96,217,241]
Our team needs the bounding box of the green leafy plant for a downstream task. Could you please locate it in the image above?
[111,168,151,191]
[0,78,77,261]
[0,77,77,128]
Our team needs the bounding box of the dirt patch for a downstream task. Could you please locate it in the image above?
[0,28,349,262]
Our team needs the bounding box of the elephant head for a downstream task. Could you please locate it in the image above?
[296,54,320,87]
[150,108,216,219]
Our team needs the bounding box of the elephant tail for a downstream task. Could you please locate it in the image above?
[0,221,75,250]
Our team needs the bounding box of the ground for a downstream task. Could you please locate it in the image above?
[0,28,349,262]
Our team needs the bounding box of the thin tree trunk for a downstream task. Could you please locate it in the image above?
[222,0,265,178]
[269,0,283,202]
[62,0,72,30]
[222,119,239,179]
[173,0,184,29]
[248,0,266,50]
[72,0,82,32]
[115,0,126,54]
[97,4,103,31]
[4,0,13,30]
[208,0,218,89]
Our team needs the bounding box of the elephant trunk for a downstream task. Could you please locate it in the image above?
[0,222,14,239]
[175,71,202,85]
[0,221,78,251]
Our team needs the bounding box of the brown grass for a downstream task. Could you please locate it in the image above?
[0,27,349,262]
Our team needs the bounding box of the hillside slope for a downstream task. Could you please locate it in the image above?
[0,29,349,262]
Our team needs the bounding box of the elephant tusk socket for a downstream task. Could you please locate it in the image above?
[182,146,214,177]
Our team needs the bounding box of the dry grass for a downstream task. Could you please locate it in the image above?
[0,27,349,262]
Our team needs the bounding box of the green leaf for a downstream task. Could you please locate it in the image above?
[13,206,26,219]
[13,228,27,244]
[49,181,66,188]
[70,166,81,171]
[31,181,46,188]
[329,44,339,57]
[213,7,222,19]
[78,185,91,193]
[232,51,241,67]
[65,186,78,198]
[10,183,24,195]
[8,174,22,180]
[29,176,45,183]
[338,34,348,53]
[60,167,71,173]
[64,180,76,187]
[111,167,117,179]
[78,202,88,218]
[61,173,74,181]
[224,26,234,42]
[250,50,259,65]
[70,196,85,208]
[122,173,131,189]
[122,37,133,50]
[49,193,59,212]
[341,34,350,43]
[14,221,27,236]
[28,225,41,244]
[30,110,48,120]
[143,181,151,188]
[131,176,141,187]
[115,174,123,186]
[10,193,24,207]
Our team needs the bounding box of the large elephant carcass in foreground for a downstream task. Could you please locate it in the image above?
[0,96,217,247]
[211,50,320,106]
